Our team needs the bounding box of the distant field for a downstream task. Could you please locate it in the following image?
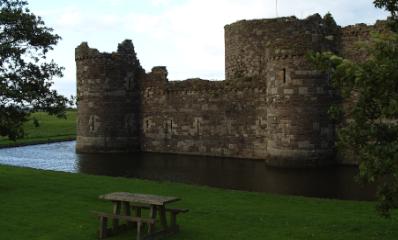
[0,110,76,147]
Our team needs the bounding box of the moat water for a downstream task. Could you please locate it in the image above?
[0,141,376,201]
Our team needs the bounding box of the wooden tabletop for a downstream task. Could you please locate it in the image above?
[99,192,180,205]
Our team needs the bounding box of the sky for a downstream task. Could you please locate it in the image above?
[27,0,389,97]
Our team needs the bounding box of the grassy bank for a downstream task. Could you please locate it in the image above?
[0,165,396,240]
[0,110,76,148]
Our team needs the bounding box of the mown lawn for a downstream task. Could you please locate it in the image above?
[0,110,76,147]
[0,164,396,240]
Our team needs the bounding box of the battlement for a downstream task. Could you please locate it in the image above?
[148,66,168,82]
[75,40,140,62]
[224,16,299,29]
[342,20,387,35]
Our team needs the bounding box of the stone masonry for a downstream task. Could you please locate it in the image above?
[75,14,385,167]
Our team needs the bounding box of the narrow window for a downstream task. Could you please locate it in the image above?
[170,120,173,133]
[282,68,286,84]
[146,120,149,130]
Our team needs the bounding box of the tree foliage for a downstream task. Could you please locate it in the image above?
[311,0,398,216]
[0,0,68,140]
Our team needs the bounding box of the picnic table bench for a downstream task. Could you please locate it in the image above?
[95,192,188,240]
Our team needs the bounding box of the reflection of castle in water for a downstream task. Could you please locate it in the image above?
[77,152,376,201]
[75,14,384,167]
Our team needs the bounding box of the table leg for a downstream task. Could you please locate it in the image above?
[112,201,121,232]
[135,207,142,217]
[136,221,142,240]
[122,202,133,227]
[123,202,131,216]
[148,205,157,234]
[159,205,168,230]
[132,205,143,232]
[170,211,179,232]
[99,215,108,239]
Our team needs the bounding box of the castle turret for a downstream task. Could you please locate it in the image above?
[75,40,143,153]
[266,15,338,166]
[225,14,339,166]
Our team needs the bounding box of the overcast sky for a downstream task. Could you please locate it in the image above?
[28,0,389,97]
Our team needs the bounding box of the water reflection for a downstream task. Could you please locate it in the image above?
[77,151,376,201]
[0,141,376,201]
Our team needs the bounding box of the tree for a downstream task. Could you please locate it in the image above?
[311,0,398,217]
[0,0,68,140]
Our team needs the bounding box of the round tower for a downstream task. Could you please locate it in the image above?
[225,14,339,166]
[75,40,143,153]
[225,17,291,80]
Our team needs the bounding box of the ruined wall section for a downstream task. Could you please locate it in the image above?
[140,71,268,159]
[75,40,143,153]
[340,21,387,60]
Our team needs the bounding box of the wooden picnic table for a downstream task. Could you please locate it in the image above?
[95,192,188,240]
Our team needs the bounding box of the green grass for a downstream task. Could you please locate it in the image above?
[0,110,76,147]
[0,165,396,240]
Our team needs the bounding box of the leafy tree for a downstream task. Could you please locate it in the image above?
[311,0,398,216]
[0,0,68,140]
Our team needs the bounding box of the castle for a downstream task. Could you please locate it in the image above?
[75,14,383,167]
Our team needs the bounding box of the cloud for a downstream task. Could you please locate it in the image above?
[97,0,130,6]
[122,0,276,79]
[149,0,172,7]
[56,7,82,28]
[121,0,388,80]
[31,0,390,97]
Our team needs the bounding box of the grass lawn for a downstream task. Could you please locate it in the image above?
[0,110,76,147]
[0,165,396,240]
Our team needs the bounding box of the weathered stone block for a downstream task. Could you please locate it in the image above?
[298,87,308,95]
[283,89,294,94]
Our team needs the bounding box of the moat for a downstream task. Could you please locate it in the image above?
[0,141,376,201]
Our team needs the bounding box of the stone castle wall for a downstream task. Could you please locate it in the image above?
[75,14,382,167]
[140,74,267,159]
